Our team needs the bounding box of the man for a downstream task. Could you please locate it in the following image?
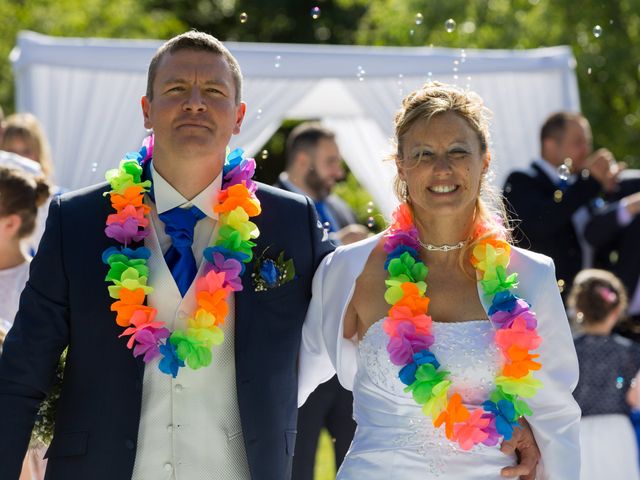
[275,122,365,245]
[0,32,332,480]
[0,32,539,480]
[585,173,640,335]
[275,123,359,480]
[503,112,617,297]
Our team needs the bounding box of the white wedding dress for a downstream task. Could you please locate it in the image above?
[299,234,582,479]
[337,318,515,479]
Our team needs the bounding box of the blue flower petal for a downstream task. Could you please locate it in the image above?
[399,362,418,385]
[488,291,519,315]
[223,148,245,174]
[414,349,440,369]
[158,342,185,378]
[260,259,279,286]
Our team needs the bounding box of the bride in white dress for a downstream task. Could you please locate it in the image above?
[298,83,581,479]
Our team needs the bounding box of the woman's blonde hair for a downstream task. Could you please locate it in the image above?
[390,82,510,270]
[2,113,54,179]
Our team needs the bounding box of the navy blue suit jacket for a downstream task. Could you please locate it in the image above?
[0,181,333,479]
[503,162,601,295]
[584,171,640,300]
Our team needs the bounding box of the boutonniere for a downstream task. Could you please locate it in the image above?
[252,248,296,292]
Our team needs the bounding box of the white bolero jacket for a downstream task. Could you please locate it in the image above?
[298,233,581,480]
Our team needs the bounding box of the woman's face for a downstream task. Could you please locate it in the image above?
[3,136,38,163]
[397,111,488,221]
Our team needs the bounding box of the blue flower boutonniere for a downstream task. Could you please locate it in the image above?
[252,248,296,292]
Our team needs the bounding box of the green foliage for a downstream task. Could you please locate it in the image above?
[0,0,185,115]
[333,172,384,231]
[341,0,640,167]
[315,429,336,479]
[2,0,638,209]
[143,0,366,44]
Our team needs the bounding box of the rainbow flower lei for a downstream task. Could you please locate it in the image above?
[383,204,543,450]
[103,135,260,377]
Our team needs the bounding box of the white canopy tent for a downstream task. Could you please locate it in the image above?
[11,31,580,217]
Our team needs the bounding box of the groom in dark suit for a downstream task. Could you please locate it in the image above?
[0,31,332,480]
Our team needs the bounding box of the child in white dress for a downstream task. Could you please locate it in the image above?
[0,165,50,480]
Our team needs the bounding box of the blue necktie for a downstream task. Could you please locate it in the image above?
[314,200,338,232]
[142,161,206,296]
[159,205,206,296]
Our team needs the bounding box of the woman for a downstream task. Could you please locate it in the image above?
[569,269,640,480]
[1,112,59,253]
[299,83,580,478]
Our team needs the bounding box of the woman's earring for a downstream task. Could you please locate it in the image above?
[401,181,409,202]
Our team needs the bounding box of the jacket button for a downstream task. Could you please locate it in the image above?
[125,439,135,450]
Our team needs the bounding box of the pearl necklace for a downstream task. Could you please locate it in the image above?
[417,238,466,252]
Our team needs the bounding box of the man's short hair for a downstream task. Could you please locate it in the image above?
[285,122,336,169]
[146,31,243,104]
[540,112,587,145]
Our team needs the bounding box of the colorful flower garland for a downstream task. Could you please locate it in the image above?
[103,135,261,377]
[383,204,542,450]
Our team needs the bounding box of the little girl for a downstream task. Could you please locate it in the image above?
[569,268,640,480]
[0,165,49,480]
[0,165,50,338]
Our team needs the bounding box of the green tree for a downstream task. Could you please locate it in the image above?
[341,0,640,167]
[142,0,366,44]
[0,0,185,115]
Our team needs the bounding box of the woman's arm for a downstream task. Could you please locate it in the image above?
[526,257,581,479]
[298,253,337,407]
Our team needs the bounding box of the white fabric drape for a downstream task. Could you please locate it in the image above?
[229,78,316,158]
[322,116,397,218]
[12,31,580,215]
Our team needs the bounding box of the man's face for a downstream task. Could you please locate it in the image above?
[551,119,593,171]
[141,49,245,167]
[303,138,344,199]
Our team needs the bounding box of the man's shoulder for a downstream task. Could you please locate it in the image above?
[503,163,552,196]
[256,181,309,207]
[57,182,110,206]
[505,162,543,182]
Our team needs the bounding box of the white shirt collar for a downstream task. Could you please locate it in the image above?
[149,162,221,219]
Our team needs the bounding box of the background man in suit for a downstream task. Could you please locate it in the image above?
[0,31,332,480]
[585,172,640,336]
[275,122,360,480]
[503,112,618,298]
[275,122,368,247]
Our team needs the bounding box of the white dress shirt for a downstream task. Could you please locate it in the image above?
[131,164,250,480]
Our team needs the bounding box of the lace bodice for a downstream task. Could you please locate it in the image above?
[338,319,514,479]
[359,319,500,404]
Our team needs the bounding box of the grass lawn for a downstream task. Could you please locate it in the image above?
[314,429,337,480]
